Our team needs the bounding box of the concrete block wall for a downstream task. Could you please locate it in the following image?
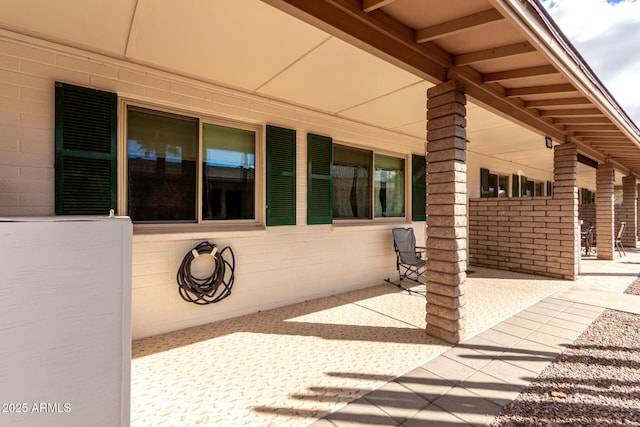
[619,176,637,248]
[469,197,576,279]
[0,33,426,339]
[579,204,596,229]
[596,164,615,259]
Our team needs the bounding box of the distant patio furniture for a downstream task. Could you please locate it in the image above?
[581,225,595,256]
[386,228,426,293]
[615,222,626,257]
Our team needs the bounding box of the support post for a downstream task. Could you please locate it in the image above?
[552,143,579,279]
[425,80,467,344]
[622,175,637,248]
[596,163,615,260]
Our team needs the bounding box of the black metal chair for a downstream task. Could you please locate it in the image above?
[615,221,626,257]
[388,227,426,287]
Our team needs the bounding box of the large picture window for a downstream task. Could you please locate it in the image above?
[331,144,406,220]
[126,106,258,223]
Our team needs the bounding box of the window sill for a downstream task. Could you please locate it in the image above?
[331,219,414,232]
[132,223,267,242]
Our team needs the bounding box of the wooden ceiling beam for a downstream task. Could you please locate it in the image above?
[540,108,603,117]
[564,125,619,132]
[454,42,535,66]
[483,65,558,83]
[449,66,566,142]
[574,131,626,138]
[362,0,396,13]
[506,84,576,97]
[553,117,612,124]
[416,9,504,43]
[589,144,638,149]
[525,97,591,108]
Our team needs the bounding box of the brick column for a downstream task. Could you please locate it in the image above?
[637,183,640,239]
[596,163,615,260]
[622,175,637,248]
[425,80,467,344]
[552,143,579,279]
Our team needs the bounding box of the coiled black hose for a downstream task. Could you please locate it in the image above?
[177,241,235,305]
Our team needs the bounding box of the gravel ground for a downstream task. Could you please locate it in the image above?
[490,278,640,427]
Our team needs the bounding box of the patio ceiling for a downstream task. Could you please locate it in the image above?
[1,0,638,185]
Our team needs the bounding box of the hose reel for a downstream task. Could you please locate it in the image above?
[177,241,235,305]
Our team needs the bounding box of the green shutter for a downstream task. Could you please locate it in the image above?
[521,176,528,196]
[411,154,426,221]
[480,168,490,198]
[55,82,117,215]
[266,125,296,226]
[512,175,520,197]
[307,133,332,224]
[546,181,553,196]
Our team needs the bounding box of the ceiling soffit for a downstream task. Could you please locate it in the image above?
[262,0,640,177]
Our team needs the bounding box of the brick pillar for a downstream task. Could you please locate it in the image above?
[425,80,467,344]
[622,175,637,248]
[596,163,615,260]
[552,143,579,279]
[637,183,640,239]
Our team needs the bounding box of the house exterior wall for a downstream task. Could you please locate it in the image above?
[0,34,426,339]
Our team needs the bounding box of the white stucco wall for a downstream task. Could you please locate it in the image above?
[0,33,429,339]
[0,217,131,427]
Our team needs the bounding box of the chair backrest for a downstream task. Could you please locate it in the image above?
[616,222,626,240]
[392,228,419,264]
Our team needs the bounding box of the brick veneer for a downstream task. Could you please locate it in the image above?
[596,163,615,260]
[425,80,468,344]
[579,204,596,229]
[620,175,637,248]
[469,143,579,280]
[469,197,576,279]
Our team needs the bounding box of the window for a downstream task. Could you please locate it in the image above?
[580,188,595,204]
[202,123,255,220]
[55,84,297,227]
[333,145,372,219]
[125,106,262,224]
[411,154,426,221]
[307,135,409,223]
[332,145,406,220]
[480,168,508,198]
[374,154,405,217]
[521,178,543,197]
[127,108,198,222]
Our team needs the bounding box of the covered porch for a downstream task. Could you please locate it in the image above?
[131,252,640,426]
[1,0,640,347]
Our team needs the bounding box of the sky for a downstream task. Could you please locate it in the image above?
[540,0,640,128]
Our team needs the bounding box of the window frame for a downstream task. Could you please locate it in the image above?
[480,168,510,198]
[331,141,409,224]
[118,99,264,229]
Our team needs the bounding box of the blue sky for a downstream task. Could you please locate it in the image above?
[541,0,640,127]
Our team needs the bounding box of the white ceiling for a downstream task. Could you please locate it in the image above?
[0,0,605,186]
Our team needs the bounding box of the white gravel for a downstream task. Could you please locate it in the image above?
[490,279,640,427]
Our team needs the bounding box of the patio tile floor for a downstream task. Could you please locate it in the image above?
[131,250,640,427]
